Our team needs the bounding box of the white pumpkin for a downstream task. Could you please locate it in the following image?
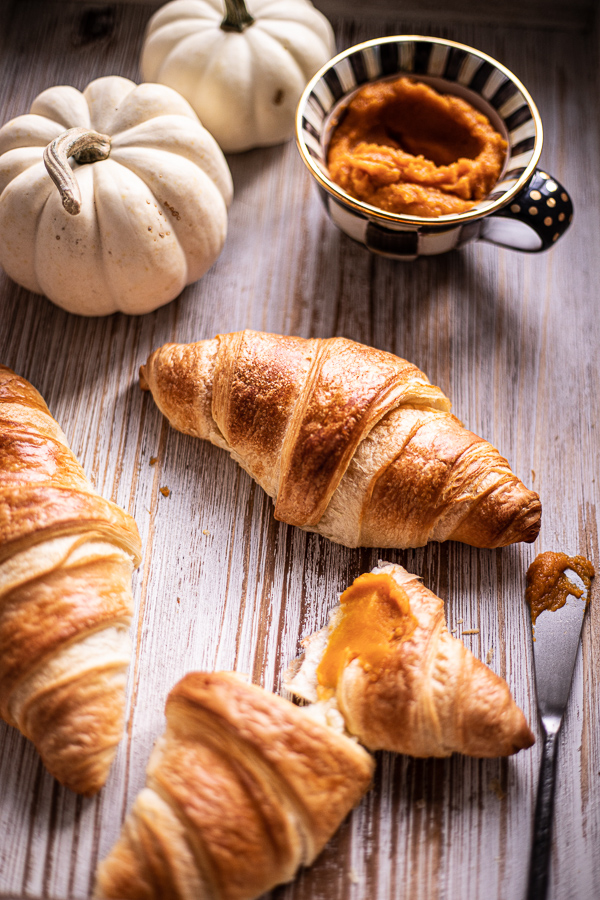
[0,76,233,316]
[141,0,335,153]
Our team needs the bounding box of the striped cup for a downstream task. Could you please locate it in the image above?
[296,36,572,259]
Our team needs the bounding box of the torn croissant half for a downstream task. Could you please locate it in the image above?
[0,365,142,794]
[94,672,374,900]
[285,563,535,757]
[140,330,541,549]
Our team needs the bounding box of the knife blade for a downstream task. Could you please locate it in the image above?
[526,568,590,900]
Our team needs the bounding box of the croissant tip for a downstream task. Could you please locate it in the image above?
[510,724,536,755]
[492,493,542,547]
[516,498,542,545]
[52,765,109,796]
[139,365,149,391]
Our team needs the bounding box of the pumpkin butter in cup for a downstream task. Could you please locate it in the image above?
[327,76,507,218]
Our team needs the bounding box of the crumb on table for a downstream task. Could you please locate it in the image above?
[490,777,506,800]
[159,486,170,497]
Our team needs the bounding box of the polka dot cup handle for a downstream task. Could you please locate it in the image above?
[479,171,573,252]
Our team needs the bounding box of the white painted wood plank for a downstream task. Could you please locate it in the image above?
[0,4,598,900]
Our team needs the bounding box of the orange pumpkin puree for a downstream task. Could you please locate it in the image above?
[316,572,417,696]
[327,76,507,217]
[526,552,595,627]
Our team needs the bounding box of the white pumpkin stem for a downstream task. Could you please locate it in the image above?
[221,0,254,32]
[43,126,111,216]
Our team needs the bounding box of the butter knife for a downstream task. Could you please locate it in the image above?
[526,568,590,900]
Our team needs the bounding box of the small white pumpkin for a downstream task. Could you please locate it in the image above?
[141,0,335,153]
[0,76,233,316]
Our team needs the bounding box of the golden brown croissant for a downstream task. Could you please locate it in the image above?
[94,671,374,900]
[285,562,535,757]
[140,331,540,549]
[0,365,142,794]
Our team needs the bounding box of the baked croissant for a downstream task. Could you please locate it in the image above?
[94,671,374,900]
[140,331,541,549]
[0,366,142,794]
[285,562,535,757]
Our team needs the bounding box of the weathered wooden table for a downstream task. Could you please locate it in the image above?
[0,2,598,898]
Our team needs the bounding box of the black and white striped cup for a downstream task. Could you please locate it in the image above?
[296,36,572,260]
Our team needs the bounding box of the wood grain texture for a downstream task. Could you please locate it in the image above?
[47,0,599,32]
[0,2,598,899]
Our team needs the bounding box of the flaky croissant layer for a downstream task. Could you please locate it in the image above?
[94,672,374,900]
[140,331,541,549]
[0,366,142,794]
[285,563,535,758]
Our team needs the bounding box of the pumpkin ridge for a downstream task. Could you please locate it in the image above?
[0,162,52,295]
[83,77,137,136]
[0,114,65,156]
[32,170,62,297]
[110,118,233,205]
[88,163,117,313]
[93,158,188,310]
[29,85,91,131]
[158,29,223,88]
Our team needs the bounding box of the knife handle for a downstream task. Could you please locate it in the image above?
[526,728,559,900]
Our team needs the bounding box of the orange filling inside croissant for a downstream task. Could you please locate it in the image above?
[317,572,417,696]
